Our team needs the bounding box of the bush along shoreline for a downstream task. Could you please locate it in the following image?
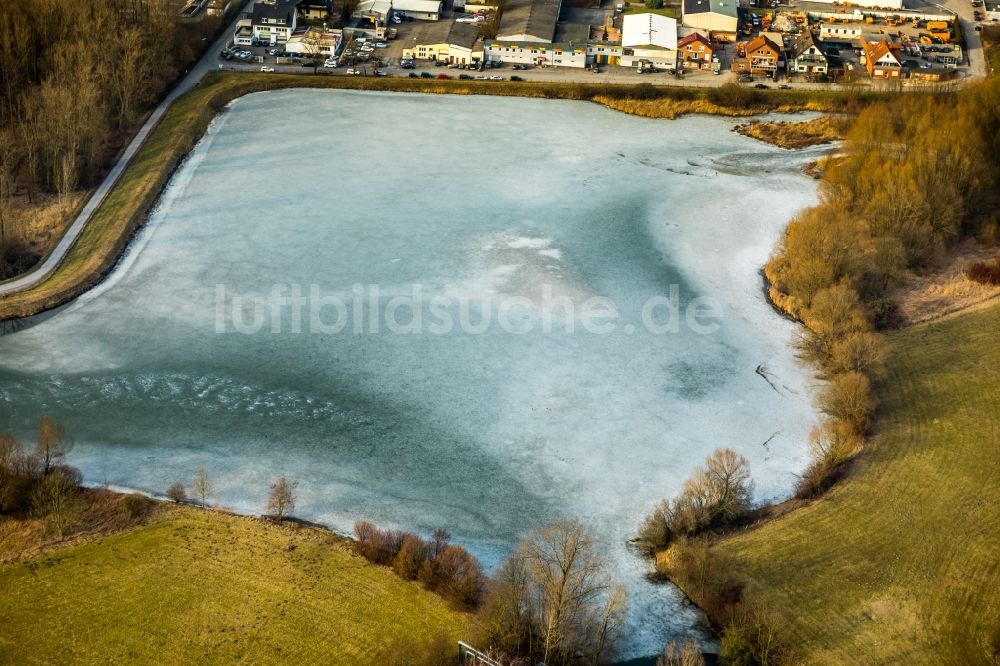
[636,76,1000,663]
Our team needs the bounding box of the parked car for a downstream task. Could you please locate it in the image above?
[435,60,448,66]
[474,74,488,80]
[510,75,524,81]
[375,70,388,76]
[779,83,791,89]
[489,75,503,80]
[260,66,275,72]
[754,83,769,89]
[323,62,337,68]
[375,41,388,48]
[420,71,433,78]
[459,73,473,79]
[346,68,358,74]
[408,72,419,77]
[437,73,452,79]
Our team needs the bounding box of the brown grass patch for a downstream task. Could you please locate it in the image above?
[893,239,1000,325]
[0,487,155,563]
[733,114,851,149]
[593,95,837,120]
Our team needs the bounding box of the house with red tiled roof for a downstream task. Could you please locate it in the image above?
[677,32,715,69]
[731,34,781,75]
[861,36,901,78]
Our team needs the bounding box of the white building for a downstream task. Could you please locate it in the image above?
[285,26,342,58]
[808,0,902,8]
[621,13,678,68]
[819,24,863,42]
[251,1,297,44]
[354,0,443,21]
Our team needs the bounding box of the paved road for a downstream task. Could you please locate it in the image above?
[0,8,246,297]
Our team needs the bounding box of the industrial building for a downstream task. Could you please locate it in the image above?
[402,22,483,63]
[354,0,443,22]
[681,0,738,34]
[620,13,678,69]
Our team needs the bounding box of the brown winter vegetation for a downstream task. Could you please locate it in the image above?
[704,303,1000,663]
[354,521,486,609]
[863,241,1000,326]
[635,448,755,553]
[733,114,852,149]
[0,0,230,281]
[650,77,1000,665]
[0,417,156,561]
[480,519,628,666]
[765,78,1000,497]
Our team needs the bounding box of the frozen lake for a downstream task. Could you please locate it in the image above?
[0,90,822,657]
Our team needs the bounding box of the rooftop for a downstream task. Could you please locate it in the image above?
[553,22,592,47]
[682,0,738,19]
[622,12,678,49]
[496,0,562,42]
[252,2,296,23]
[403,19,480,47]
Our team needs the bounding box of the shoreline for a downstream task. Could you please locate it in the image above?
[0,72,868,324]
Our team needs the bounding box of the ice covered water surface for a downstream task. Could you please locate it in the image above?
[0,90,823,656]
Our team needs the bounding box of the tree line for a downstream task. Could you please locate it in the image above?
[0,0,224,276]
[766,79,1000,497]
[631,78,1000,665]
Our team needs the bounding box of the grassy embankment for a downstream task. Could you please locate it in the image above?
[0,504,475,664]
[670,303,1000,663]
[0,70,884,321]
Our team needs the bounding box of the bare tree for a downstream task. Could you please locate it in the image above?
[30,467,83,537]
[702,448,754,524]
[585,583,628,665]
[56,150,76,218]
[165,482,186,503]
[266,475,298,521]
[193,468,211,508]
[521,520,624,665]
[35,416,67,475]
[106,26,151,128]
[658,639,705,666]
[301,27,327,74]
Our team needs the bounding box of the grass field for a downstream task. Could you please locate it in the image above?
[710,304,1000,664]
[0,506,475,664]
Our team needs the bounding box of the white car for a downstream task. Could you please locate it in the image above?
[323,62,337,68]
[375,41,388,48]
[456,16,476,22]
[489,74,503,80]
[392,15,402,23]
[474,74,488,80]
[260,66,275,72]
